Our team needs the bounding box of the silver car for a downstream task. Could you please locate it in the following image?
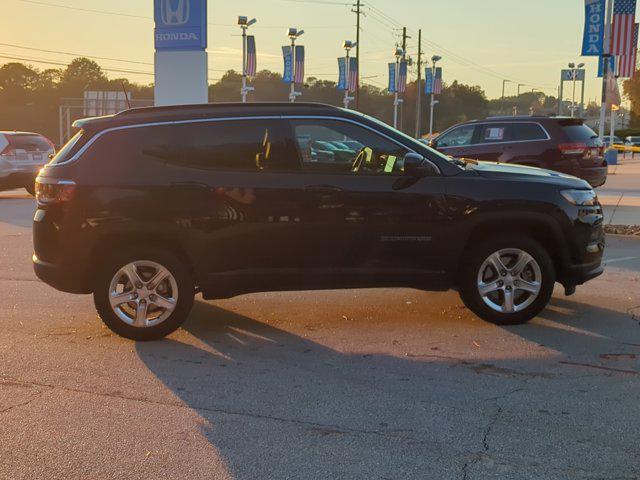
[0,131,55,195]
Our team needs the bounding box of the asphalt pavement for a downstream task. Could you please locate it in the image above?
[1,194,640,480]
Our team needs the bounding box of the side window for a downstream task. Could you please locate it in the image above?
[478,124,513,144]
[437,125,476,147]
[512,123,548,141]
[88,120,290,172]
[289,119,409,175]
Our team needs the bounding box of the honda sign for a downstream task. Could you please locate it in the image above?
[154,0,207,51]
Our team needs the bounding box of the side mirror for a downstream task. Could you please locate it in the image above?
[428,139,438,148]
[402,152,435,177]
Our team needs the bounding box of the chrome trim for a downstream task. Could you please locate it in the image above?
[437,121,551,150]
[48,114,441,174]
[35,177,76,185]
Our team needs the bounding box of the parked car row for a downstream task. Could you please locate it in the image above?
[0,131,55,195]
[429,116,608,188]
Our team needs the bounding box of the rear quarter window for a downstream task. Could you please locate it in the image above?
[557,120,601,146]
[48,130,85,165]
[511,123,548,141]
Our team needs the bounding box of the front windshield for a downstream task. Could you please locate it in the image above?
[354,111,463,169]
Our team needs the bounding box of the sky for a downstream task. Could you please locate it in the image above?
[0,0,632,102]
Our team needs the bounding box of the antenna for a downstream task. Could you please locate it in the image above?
[121,82,131,109]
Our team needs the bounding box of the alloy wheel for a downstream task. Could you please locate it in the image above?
[108,260,178,328]
[476,248,542,314]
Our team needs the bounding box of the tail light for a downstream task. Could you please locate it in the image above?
[35,178,76,206]
[558,143,588,155]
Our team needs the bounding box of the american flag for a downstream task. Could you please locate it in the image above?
[433,67,443,94]
[348,57,358,93]
[618,23,639,77]
[294,45,305,84]
[246,35,257,77]
[397,60,407,93]
[612,0,637,56]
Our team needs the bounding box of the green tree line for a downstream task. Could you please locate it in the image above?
[0,56,558,144]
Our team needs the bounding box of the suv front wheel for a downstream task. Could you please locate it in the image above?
[94,247,195,340]
[459,235,555,325]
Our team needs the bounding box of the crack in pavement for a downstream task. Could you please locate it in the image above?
[0,389,46,415]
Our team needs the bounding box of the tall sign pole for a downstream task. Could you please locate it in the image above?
[238,16,257,103]
[353,0,362,110]
[599,0,614,141]
[154,0,208,106]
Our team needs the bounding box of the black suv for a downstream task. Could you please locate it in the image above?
[33,103,605,340]
[430,116,608,187]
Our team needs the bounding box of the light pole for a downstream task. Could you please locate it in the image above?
[428,55,441,136]
[238,16,257,103]
[342,40,356,109]
[514,83,525,116]
[568,62,585,117]
[288,27,304,103]
[501,79,512,114]
[393,47,404,129]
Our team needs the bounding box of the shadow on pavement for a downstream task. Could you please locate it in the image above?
[134,296,640,478]
[0,197,35,228]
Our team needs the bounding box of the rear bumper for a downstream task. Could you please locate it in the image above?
[33,254,91,294]
[577,165,607,188]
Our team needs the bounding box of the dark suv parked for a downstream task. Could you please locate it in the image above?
[431,116,608,187]
[33,103,605,340]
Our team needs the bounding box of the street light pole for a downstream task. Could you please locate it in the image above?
[429,55,441,136]
[599,0,614,141]
[288,27,304,103]
[393,47,403,129]
[238,16,257,103]
[342,41,356,109]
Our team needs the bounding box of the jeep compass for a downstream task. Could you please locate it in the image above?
[33,103,605,340]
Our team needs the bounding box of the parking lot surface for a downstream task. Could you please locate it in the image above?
[1,193,640,480]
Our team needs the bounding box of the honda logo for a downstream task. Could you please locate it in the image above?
[161,0,190,26]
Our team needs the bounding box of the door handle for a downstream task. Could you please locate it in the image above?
[305,185,344,209]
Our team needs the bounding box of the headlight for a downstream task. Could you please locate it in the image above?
[560,189,598,206]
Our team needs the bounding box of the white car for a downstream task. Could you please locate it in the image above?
[0,131,55,195]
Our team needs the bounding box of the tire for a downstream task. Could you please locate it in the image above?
[458,235,555,325]
[24,181,36,196]
[93,247,195,341]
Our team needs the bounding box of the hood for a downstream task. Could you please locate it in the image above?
[469,161,591,189]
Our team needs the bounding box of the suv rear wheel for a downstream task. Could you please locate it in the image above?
[458,235,555,325]
[93,247,195,340]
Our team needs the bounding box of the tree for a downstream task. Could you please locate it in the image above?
[623,75,640,126]
[58,58,108,96]
[0,63,39,103]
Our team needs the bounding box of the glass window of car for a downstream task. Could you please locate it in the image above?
[477,124,513,144]
[290,119,410,174]
[558,120,601,146]
[436,125,476,147]
[49,130,84,165]
[89,119,290,171]
[511,123,548,141]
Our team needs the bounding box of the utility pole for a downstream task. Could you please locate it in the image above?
[515,83,524,116]
[501,80,511,114]
[352,0,362,110]
[415,29,422,139]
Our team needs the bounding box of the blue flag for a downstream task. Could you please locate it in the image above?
[337,57,347,90]
[582,0,606,56]
[425,68,433,94]
[282,46,293,83]
[598,55,616,77]
[388,63,396,93]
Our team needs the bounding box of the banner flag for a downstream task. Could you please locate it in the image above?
[582,0,606,56]
[397,61,407,93]
[388,63,397,93]
[348,57,358,92]
[425,68,433,94]
[246,35,257,77]
[434,67,443,94]
[618,23,639,77]
[337,57,347,90]
[598,55,617,77]
[294,45,305,84]
[612,0,637,56]
[282,46,293,83]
